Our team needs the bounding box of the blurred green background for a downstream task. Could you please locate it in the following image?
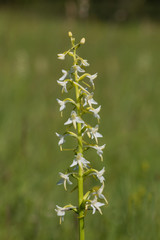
[0,1,160,239]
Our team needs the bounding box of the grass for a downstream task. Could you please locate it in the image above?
[0,10,160,240]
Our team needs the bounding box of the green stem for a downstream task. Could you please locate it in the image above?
[73,46,85,240]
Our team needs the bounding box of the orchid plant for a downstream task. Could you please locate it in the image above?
[55,32,108,240]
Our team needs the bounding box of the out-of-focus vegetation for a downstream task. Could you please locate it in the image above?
[0,0,160,21]
[0,8,160,240]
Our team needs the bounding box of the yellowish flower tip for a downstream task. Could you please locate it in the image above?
[68,31,73,37]
[80,38,85,44]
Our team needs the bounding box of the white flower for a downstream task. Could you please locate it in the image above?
[64,111,84,129]
[55,205,77,224]
[91,144,106,161]
[57,80,68,93]
[57,53,65,60]
[90,197,105,215]
[87,73,98,88]
[96,167,105,183]
[87,125,103,143]
[55,132,65,150]
[91,167,105,183]
[81,59,89,66]
[56,98,67,112]
[55,205,71,224]
[57,172,73,191]
[83,93,98,107]
[55,205,66,223]
[89,106,101,120]
[74,65,85,73]
[59,69,74,81]
[94,182,108,204]
[59,69,68,81]
[70,153,90,169]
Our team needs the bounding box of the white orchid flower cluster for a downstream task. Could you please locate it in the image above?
[55,32,108,227]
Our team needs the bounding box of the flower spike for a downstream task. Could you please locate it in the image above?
[55,33,107,237]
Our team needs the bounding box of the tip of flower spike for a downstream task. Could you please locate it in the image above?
[68,31,72,37]
[80,38,85,44]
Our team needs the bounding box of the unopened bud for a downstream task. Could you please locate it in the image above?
[80,38,85,44]
[68,31,72,37]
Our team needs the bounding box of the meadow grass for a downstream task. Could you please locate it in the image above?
[0,10,160,240]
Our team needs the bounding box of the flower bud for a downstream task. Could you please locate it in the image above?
[57,53,65,60]
[68,31,73,37]
[80,38,85,44]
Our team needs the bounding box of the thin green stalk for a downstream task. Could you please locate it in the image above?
[74,47,85,240]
